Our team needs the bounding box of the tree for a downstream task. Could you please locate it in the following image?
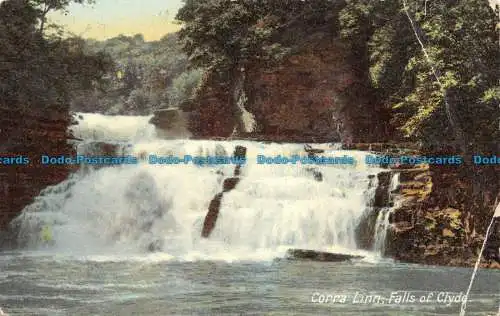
[0,0,111,111]
[338,0,499,152]
[29,0,95,33]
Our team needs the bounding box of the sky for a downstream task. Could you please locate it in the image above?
[48,0,185,41]
[1,0,498,41]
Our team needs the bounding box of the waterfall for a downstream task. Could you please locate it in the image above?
[373,173,400,254]
[10,113,390,261]
[71,112,157,141]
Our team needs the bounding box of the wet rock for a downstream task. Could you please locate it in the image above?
[223,177,240,192]
[202,145,247,238]
[201,193,224,238]
[373,172,392,207]
[312,171,323,182]
[215,170,224,176]
[233,145,247,176]
[233,145,247,159]
[304,144,324,158]
[234,165,242,177]
[85,142,118,157]
[0,107,75,230]
[285,249,363,262]
[215,144,227,157]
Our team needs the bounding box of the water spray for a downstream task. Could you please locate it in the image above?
[401,1,500,315]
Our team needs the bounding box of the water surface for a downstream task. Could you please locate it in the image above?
[0,252,498,315]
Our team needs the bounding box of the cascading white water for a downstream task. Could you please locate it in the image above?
[373,173,400,254]
[71,112,157,141]
[12,113,389,261]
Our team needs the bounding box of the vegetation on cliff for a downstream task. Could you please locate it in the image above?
[176,0,498,150]
[175,0,499,265]
[0,0,109,229]
[71,34,203,114]
[338,0,499,264]
[340,0,499,153]
[0,0,110,119]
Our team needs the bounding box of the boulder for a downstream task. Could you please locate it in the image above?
[233,145,247,159]
[373,172,392,208]
[0,106,75,231]
[285,248,363,262]
[201,146,247,238]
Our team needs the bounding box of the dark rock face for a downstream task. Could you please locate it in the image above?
[188,76,236,138]
[304,144,325,156]
[373,172,393,208]
[187,24,392,142]
[484,218,499,262]
[344,143,499,269]
[147,239,164,252]
[304,145,324,181]
[355,171,395,250]
[285,249,364,262]
[233,145,247,159]
[223,177,240,192]
[233,145,247,176]
[385,159,500,269]
[201,193,224,238]
[201,145,247,238]
[0,106,76,231]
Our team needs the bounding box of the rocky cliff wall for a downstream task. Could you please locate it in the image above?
[0,106,75,231]
[384,158,500,268]
[187,22,392,143]
[345,143,499,269]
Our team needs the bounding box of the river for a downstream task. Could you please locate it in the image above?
[0,113,498,315]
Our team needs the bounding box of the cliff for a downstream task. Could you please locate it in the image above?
[384,156,500,268]
[0,106,76,231]
[187,15,392,143]
[345,143,499,269]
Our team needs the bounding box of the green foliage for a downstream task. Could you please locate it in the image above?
[166,68,203,108]
[339,0,499,150]
[73,33,203,114]
[176,0,343,75]
[0,0,109,111]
